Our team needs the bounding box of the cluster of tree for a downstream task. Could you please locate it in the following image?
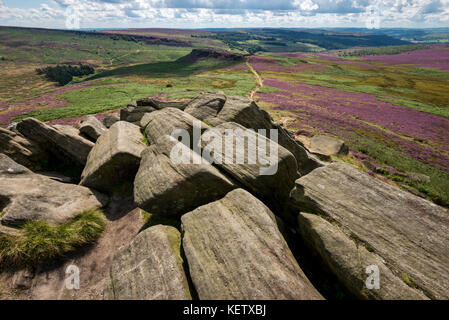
[36,64,95,86]
[340,44,430,57]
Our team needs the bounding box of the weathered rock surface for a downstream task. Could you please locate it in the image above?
[181,188,323,300]
[200,122,298,208]
[184,93,227,124]
[0,154,107,227]
[120,102,157,124]
[290,162,449,299]
[103,114,120,129]
[0,127,49,171]
[136,97,187,111]
[297,213,428,300]
[141,107,210,146]
[80,121,146,194]
[134,135,235,217]
[17,118,94,167]
[79,115,107,141]
[309,135,349,158]
[104,225,191,300]
[186,94,321,174]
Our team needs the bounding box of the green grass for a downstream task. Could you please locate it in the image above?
[0,209,107,270]
[13,67,256,123]
[346,135,449,207]
[258,85,283,93]
[89,58,239,80]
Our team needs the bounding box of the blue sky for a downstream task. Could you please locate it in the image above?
[0,0,448,29]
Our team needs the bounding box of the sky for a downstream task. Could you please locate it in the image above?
[0,0,448,29]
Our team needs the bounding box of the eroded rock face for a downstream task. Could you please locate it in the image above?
[136,98,187,111]
[200,122,298,209]
[140,107,210,147]
[79,115,107,142]
[181,189,323,300]
[120,102,157,125]
[0,154,108,227]
[186,94,321,175]
[103,114,120,129]
[80,121,146,194]
[16,118,94,167]
[297,213,428,300]
[184,93,227,125]
[291,162,449,300]
[309,135,349,158]
[0,127,49,171]
[104,225,191,300]
[134,135,236,217]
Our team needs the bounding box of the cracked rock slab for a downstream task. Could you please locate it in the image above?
[298,213,428,300]
[134,135,236,217]
[291,162,449,300]
[0,154,108,227]
[182,188,324,300]
[80,121,146,194]
[104,225,191,300]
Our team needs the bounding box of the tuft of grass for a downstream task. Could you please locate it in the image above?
[0,209,107,270]
[401,273,415,287]
[141,136,150,146]
[0,211,5,218]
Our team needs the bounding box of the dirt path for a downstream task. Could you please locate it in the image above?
[246,59,264,100]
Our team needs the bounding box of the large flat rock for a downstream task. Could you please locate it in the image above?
[140,107,209,147]
[0,154,108,227]
[80,121,146,194]
[16,118,94,167]
[186,94,321,174]
[290,162,449,299]
[184,93,227,124]
[134,135,236,217]
[181,188,323,300]
[0,127,49,171]
[298,213,428,300]
[200,122,298,209]
[104,225,191,300]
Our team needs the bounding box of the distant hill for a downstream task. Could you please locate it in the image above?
[194,28,410,53]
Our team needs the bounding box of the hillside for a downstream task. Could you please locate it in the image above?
[0,27,449,302]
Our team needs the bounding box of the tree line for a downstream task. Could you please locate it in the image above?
[36,64,95,86]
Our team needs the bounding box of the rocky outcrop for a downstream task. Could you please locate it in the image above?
[181,189,323,300]
[0,127,49,171]
[120,102,156,124]
[141,107,210,147]
[79,115,107,142]
[297,213,428,300]
[80,121,146,194]
[16,118,94,168]
[184,93,227,125]
[103,114,120,129]
[136,97,187,111]
[185,94,321,175]
[200,122,298,209]
[134,135,236,217]
[0,154,107,227]
[309,135,349,158]
[121,99,187,125]
[290,162,449,299]
[104,225,191,300]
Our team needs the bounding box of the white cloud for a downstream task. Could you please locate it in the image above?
[0,0,447,28]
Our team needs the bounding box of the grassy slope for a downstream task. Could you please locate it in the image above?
[253,48,449,206]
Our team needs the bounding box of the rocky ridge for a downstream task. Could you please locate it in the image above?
[0,92,447,300]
